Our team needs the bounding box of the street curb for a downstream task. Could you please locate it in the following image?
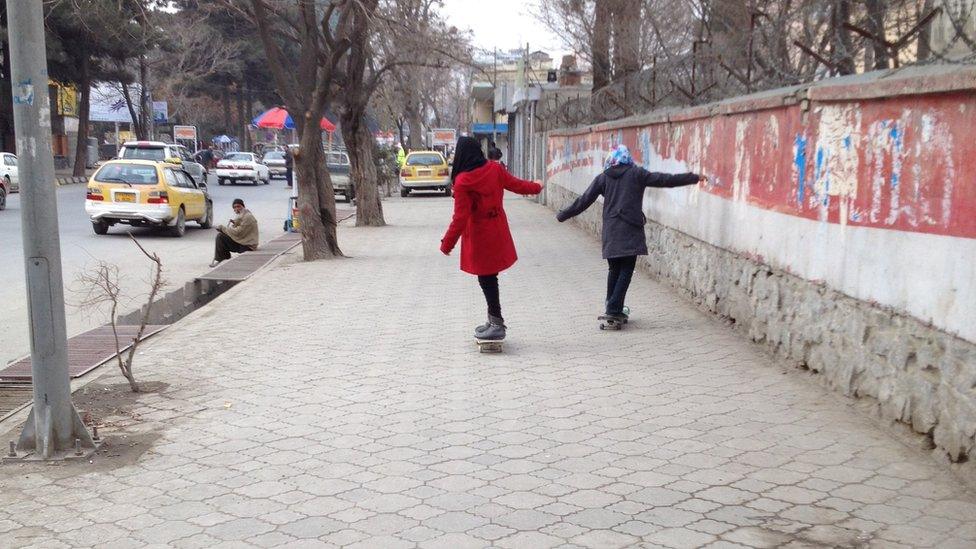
[56,176,89,186]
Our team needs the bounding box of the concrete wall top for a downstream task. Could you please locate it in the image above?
[549,65,976,137]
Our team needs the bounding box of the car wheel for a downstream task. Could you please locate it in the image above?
[92,219,109,235]
[0,186,6,210]
[218,178,226,186]
[199,200,213,229]
[169,207,186,237]
[444,184,452,197]
[400,187,410,198]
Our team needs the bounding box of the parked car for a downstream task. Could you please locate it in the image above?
[84,159,212,237]
[262,151,287,180]
[399,151,451,197]
[117,141,206,186]
[1,152,19,195]
[326,151,354,202]
[215,152,271,185]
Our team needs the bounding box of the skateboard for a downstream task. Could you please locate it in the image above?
[598,315,626,330]
[599,307,631,331]
[475,338,504,353]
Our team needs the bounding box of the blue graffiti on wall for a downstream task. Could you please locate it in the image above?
[794,134,808,205]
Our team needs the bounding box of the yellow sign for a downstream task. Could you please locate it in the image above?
[55,83,78,117]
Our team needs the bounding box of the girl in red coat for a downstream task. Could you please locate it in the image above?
[440,137,543,341]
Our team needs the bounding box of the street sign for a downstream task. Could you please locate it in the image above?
[173,125,197,141]
[152,101,168,123]
[430,128,456,147]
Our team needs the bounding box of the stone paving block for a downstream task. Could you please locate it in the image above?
[0,198,974,548]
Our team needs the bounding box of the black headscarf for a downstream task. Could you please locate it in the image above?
[450,136,487,182]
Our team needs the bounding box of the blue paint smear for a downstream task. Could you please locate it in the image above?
[813,146,829,207]
[843,135,852,149]
[794,135,808,205]
[889,123,903,190]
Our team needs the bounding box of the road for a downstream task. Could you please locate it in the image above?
[0,174,294,366]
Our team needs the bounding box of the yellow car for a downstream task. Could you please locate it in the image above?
[399,151,451,197]
[85,159,213,236]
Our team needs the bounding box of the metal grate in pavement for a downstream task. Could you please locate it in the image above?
[0,325,167,383]
[195,227,308,282]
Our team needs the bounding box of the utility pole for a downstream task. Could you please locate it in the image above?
[6,0,95,460]
[492,48,497,147]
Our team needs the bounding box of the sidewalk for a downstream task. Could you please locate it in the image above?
[1,196,974,548]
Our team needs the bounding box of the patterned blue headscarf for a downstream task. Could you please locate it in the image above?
[604,145,634,170]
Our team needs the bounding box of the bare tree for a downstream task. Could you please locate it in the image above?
[76,235,164,393]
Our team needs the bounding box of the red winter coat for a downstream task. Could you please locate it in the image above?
[440,161,543,275]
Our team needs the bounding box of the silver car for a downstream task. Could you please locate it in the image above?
[262,151,287,179]
[327,152,354,202]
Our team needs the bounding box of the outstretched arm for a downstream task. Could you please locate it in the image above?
[640,168,704,188]
[440,187,473,255]
[556,176,604,222]
[501,170,543,196]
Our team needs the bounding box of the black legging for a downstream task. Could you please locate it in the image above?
[478,274,502,320]
[606,256,637,315]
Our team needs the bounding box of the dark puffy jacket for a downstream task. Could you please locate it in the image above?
[556,164,699,259]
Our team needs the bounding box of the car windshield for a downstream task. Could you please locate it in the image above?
[263,152,284,161]
[406,153,444,166]
[121,147,166,161]
[94,163,159,185]
[224,153,252,162]
[326,153,349,166]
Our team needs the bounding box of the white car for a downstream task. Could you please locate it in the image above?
[0,152,19,194]
[215,152,271,186]
[117,141,206,186]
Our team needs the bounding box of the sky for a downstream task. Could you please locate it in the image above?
[439,0,570,60]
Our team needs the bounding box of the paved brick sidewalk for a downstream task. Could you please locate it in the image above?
[1,196,974,548]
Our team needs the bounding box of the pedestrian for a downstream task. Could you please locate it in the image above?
[396,144,406,170]
[440,136,543,341]
[555,144,707,321]
[284,146,294,187]
[210,198,259,268]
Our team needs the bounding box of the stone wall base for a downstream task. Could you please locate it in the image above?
[547,185,976,465]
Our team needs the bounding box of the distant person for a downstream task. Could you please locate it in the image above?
[556,145,707,322]
[487,146,505,168]
[396,144,406,169]
[197,146,215,170]
[440,136,543,342]
[210,198,259,268]
[284,147,294,187]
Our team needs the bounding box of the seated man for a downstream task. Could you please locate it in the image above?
[210,198,258,267]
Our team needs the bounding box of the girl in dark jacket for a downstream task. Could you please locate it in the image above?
[556,145,706,321]
[441,136,543,340]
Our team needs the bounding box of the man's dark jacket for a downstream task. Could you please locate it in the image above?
[556,164,699,259]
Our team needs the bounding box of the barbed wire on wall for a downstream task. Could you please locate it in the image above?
[551,0,976,127]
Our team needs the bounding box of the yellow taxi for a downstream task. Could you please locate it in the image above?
[85,159,213,237]
[399,151,451,197]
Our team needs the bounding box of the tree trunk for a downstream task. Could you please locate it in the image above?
[610,0,641,81]
[222,85,231,133]
[236,84,245,145]
[592,0,612,91]
[341,113,385,227]
[831,0,856,75]
[405,95,423,150]
[865,0,890,70]
[917,0,935,61]
[294,120,343,259]
[72,56,91,177]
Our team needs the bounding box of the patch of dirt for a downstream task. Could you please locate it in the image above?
[4,381,168,472]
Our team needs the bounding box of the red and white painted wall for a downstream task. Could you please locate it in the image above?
[546,66,976,344]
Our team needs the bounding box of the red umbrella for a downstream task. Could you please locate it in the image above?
[252,107,335,132]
